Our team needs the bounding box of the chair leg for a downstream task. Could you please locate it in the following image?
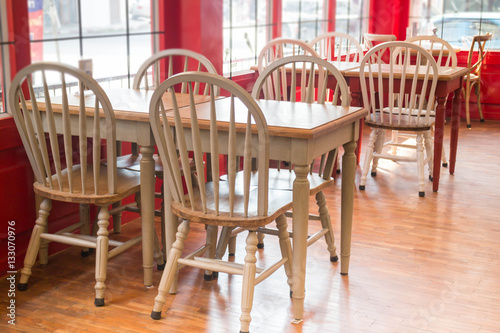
[151,220,190,320]
[416,133,426,197]
[315,191,338,262]
[204,225,218,280]
[464,83,472,128]
[240,231,258,333]
[35,193,49,265]
[229,235,237,256]
[276,215,293,292]
[391,130,399,155]
[80,204,91,257]
[153,228,165,270]
[372,129,386,174]
[18,198,52,291]
[475,81,485,122]
[215,226,234,260]
[423,130,434,180]
[359,130,377,190]
[111,201,122,234]
[256,232,265,249]
[94,206,110,306]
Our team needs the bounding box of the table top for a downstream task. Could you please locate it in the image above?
[168,98,366,139]
[35,88,366,140]
[343,64,469,81]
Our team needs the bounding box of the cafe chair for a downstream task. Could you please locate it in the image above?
[149,71,294,333]
[9,62,143,306]
[463,33,492,128]
[112,49,219,257]
[257,37,319,74]
[217,55,349,263]
[392,35,457,166]
[358,42,439,197]
[309,31,364,65]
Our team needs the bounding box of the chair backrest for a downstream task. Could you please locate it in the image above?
[9,62,118,195]
[404,35,457,68]
[467,33,492,76]
[309,32,364,65]
[150,72,270,218]
[359,41,439,128]
[252,55,349,106]
[363,33,397,63]
[133,48,219,95]
[257,37,319,74]
[252,55,349,176]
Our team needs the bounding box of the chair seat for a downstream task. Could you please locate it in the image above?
[466,73,479,82]
[172,180,293,228]
[34,165,141,205]
[365,112,433,131]
[221,168,333,193]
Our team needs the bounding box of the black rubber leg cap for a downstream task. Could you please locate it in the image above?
[257,243,264,249]
[212,271,219,279]
[336,169,341,174]
[290,291,293,298]
[419,191,425,197]
[151,311,162,320]
[359,185,365,190]
[81,250,90,257]
[240,331,249,333]
[330,255,339,262]
[157,263,166,271]
[204,273,214,281]
[340,272,348,276]
[442,163,448,167]
[94,298,105,307]
[228,253,235,257]
[18,283,28,291]
[480,119,485,122]
[429,175,433,181]
[371,171,377,177]
[467,124,472,129]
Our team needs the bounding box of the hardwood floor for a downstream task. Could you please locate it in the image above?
[2,120,500,332]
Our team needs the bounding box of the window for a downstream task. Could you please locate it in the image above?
[223,0,272,76]
[223,0,370,76]
[0,0,11,114]
[409,0,500,48]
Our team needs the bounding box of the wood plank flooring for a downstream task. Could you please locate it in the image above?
[1,120,500,332]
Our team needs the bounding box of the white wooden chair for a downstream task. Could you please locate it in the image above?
[112,49,219,258]
[309,31,364,65]
[149,72,294,333]
[358,42,439,197]
[463,33,492,128]
[392,35,457,166]
[9,62,143,306]
[257,37,319,74]
[217,55,349,263]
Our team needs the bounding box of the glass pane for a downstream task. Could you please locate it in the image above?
[81,0,127,36]
[410,0,500,48]
[82,36,127,86]
[223,0,270,75]
[33,0,80,40]
[130,34,153,77]
[282,0,325,42]
[129,0,152,33]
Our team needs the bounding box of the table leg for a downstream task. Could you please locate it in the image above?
[291,164,310,324]
[340,140,356,275]
[449,87,461,175]
[432,96,447,192]
[140,146,155,287]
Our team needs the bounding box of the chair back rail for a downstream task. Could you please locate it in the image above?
[403,35,457,68]
[9,62,117,195]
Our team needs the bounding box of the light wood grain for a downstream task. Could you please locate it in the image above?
[3,120,500,332]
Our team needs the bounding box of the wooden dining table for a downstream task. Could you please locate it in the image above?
[37,87,366,323]
[343,64,469,192]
